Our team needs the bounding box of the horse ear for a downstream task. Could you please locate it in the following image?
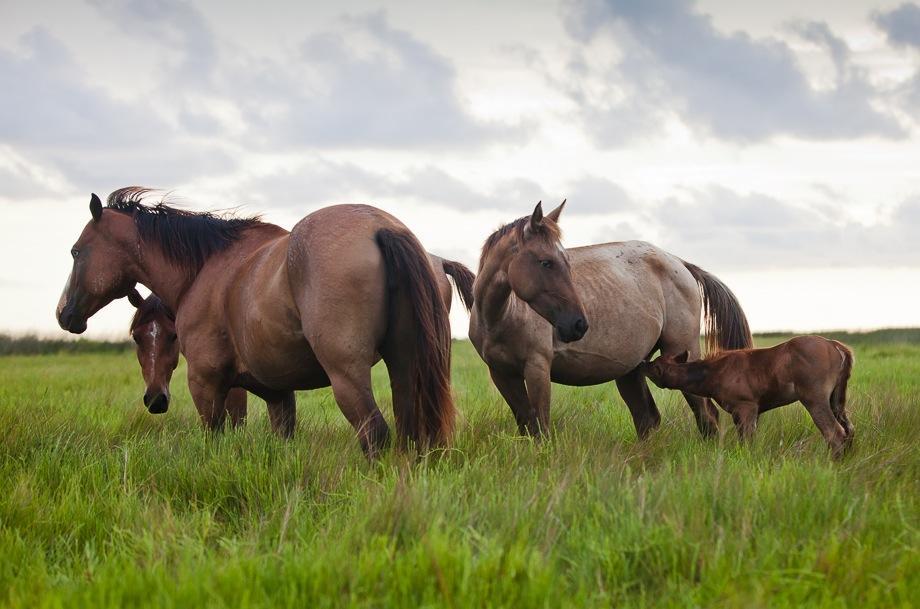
[675,350,689,364]
[90,193,102,221]
[127,288,144,308]
[546,199,566,224]
[524,201,544,239]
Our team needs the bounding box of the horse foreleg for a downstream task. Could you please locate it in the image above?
[187,374,228,433]
[615,367,661,440]
[226,388,249,429]
[524,362,552,436]
[266,391,296,439]
[489,369,539,436]
[682,392,720,438]
[729,401,759,442]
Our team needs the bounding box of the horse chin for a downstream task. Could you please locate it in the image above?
[65,318,88,334]
[555,326,584,344]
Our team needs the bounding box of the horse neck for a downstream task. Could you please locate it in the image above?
[132,246,196,314]
[474,241,515,328]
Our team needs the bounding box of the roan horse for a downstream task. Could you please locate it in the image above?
[469,201,753,439]
[124,256,475,426]
[58,188,457,455]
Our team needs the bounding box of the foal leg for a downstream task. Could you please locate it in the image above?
[490,369,540,436]
[616,367,661,440]
[266,391,296,439]
[729,401,759,442]
[800,395,849,459]
[226,388,248,429]
[187,374,228,433]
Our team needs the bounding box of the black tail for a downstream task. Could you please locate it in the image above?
[830,341,854,437]
[682,261,753,353]
[375,229,456,448]
[440,259,475,312]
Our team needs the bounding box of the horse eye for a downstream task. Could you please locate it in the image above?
[132,334,141,344]
[71,248,79,259]
[540,259,553,269]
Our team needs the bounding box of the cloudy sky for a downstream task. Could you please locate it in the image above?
[2,0,919,338]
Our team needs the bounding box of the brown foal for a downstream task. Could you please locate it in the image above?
[642,336,855,457]
[127,289,247,423]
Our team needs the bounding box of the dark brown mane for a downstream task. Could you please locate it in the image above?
[107,187,264,275]
[129,294,174,331]
[479,215,562,271]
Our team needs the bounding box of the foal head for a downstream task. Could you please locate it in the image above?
[483,201,588,342]
[643,351,706,389]
[128,290,179,414]
[56,193,140,333]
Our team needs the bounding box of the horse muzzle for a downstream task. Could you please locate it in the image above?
[57,303,88,334]
[556,315,589,343]
[143,391,169,414]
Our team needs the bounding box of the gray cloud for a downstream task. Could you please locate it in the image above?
[564,0,903,144]
[0,27,236,188]
[88,0,217,85]
[232,12,525,149]
[874,3,920,50]
[653,186,920,269]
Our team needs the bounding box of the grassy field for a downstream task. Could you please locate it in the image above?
[0,335,917,608]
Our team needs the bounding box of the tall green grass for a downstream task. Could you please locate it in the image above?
[0,339,917,608]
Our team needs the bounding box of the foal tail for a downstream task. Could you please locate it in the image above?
[830,341,855,436]
[375,229,456,449]
[440,258,475,312]
[682,261,754,353]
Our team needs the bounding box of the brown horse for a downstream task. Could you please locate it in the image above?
[124,254,474,425]
[469,201,753,438]
[58,188,456,455]
[642,337,854,457]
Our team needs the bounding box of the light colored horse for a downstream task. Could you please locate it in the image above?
[469,201,753,438]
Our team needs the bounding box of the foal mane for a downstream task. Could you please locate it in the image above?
[479,215,562,271]
[107,187,264,276]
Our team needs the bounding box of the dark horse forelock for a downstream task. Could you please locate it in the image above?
[479,215,562,271]
[106,187,263,276]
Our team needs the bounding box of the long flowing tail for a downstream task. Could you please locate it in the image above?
[830,341,854,436]
[440,258,475,312]
[682,261,753,353]
[375,229,456,448]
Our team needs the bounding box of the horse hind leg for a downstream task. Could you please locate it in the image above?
[800,393,849,459]
[615,367,661,440]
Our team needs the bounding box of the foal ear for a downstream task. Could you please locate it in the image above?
[524,201,544,239]
[90,193,103,221]
[675,350,690,364]
[126,288,145,308]
[546,199,566,224]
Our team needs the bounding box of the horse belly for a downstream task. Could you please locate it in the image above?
[550,350,636,386]
[240,333,331,390]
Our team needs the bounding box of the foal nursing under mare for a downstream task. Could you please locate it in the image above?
[470,201,753,439]
[58,188,457,456]
[643,337,855,457]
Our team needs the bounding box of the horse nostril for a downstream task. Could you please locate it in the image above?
[143,391,153,407]
[147,393,169,414]
[575,317,588,335]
